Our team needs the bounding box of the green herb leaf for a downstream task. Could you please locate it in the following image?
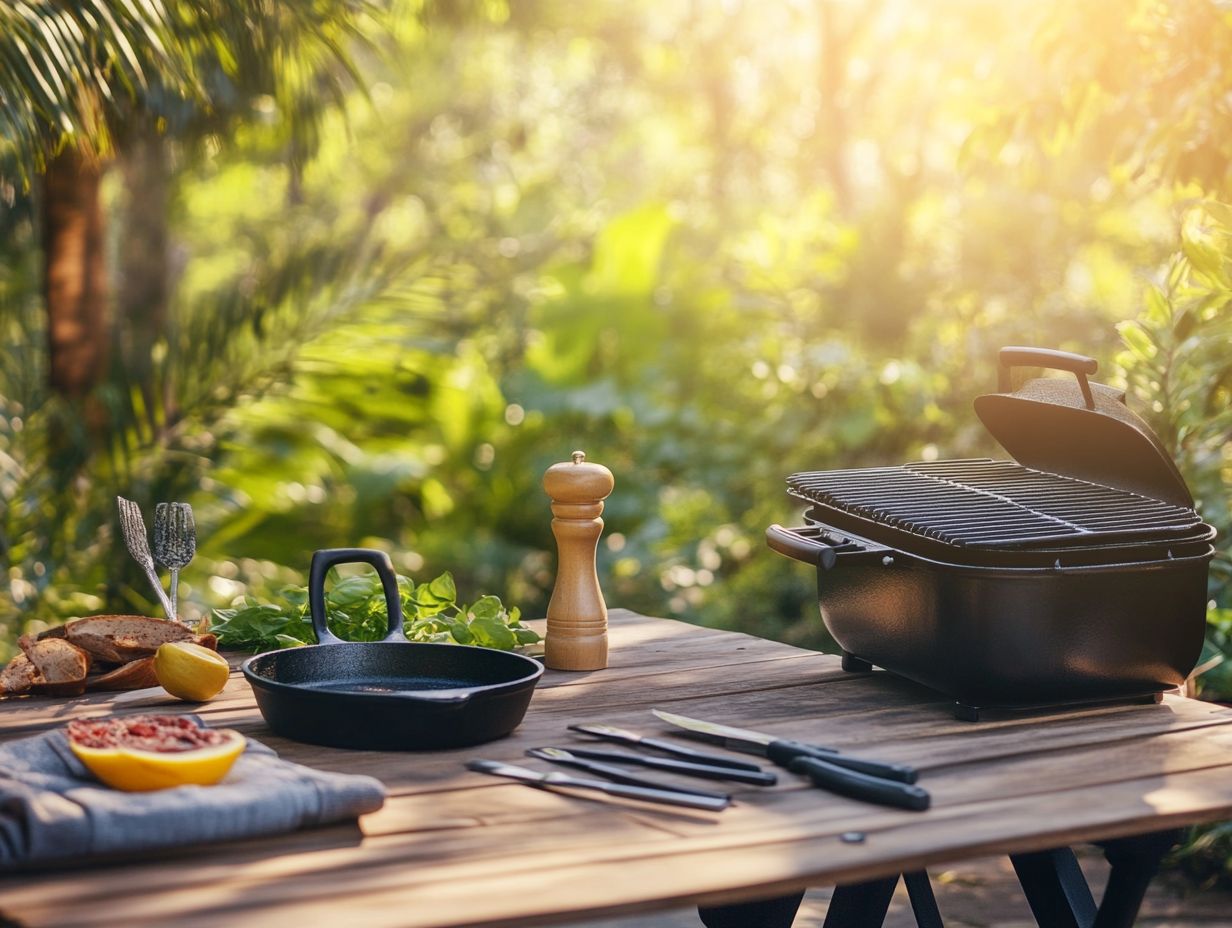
[212,570,539,653]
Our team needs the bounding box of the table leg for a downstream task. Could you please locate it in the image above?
[1011,847,1097,928]
[1092,829,1182,928]
[1012,830,1183,928]
[697,891,804,928]
[903,870,943,928]
[697,871,935,928]
[821,875,899,927]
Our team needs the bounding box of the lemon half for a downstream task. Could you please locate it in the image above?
[155,641,230,702]
[70,730,246,791]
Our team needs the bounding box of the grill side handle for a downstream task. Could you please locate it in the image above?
[766,524,894,569]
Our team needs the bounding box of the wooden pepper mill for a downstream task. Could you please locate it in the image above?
[543,450,615,671]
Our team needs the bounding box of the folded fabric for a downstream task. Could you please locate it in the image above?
[0,719,386,869]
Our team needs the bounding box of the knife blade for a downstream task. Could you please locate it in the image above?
[466,759,730,811]
[526,748,734,801]
[560,745,778,786]
[651,709,920,785]
[567,723,765,772]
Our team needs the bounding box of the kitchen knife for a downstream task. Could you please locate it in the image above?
[560,745,779,786]
[466,759,730,811]
[567,723,766,772]
[527,748,734,801]
[652,709,920,784]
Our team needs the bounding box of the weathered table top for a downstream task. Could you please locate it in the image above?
[3,609,1232,928]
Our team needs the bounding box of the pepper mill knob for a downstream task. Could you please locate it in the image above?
[543,450,614,671]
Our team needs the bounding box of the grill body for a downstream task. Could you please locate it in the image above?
[781,521,1211,714]
[767,347,1218,719]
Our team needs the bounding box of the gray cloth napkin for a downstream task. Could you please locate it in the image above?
[0,721,386,869]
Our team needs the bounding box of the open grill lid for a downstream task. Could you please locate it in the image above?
[972,346,1194,507]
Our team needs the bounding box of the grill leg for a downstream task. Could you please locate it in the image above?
[952,701,982,722]
[698,891,804,928]
[840,651,872,673]
[1011,847,1096,928]
[822,875,899,928]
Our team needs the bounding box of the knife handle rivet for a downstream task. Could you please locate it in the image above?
[840,831,866,844]
[881,556,894,567]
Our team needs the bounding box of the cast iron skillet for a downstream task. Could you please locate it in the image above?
[242,548,543,750]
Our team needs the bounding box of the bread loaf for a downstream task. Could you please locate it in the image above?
[87,656,159,691]
[20,637,92,696]
[66,615,195,663]
[0,653,40,696]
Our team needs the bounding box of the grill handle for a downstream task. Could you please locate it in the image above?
[767,524,837,568]
[766,524,895,569]
[998,346,1098,409]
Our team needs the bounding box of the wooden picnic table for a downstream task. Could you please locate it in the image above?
[2,609,1232,928]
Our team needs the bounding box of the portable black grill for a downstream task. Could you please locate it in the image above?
[767,346,1217,720]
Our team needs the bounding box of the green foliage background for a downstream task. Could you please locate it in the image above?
[2,0,1230,688]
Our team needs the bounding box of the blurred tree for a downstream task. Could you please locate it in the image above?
[0,2,184,398]
[0,0,366,404]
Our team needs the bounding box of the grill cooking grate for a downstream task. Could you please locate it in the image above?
[787,458,1203,549]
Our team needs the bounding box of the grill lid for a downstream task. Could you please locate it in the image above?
[787,459,1207,553]
[972,346,1193,507]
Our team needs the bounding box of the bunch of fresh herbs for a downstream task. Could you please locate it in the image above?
[209,570,540,652]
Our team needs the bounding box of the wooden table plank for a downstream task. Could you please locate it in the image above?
[2,609,1232,928]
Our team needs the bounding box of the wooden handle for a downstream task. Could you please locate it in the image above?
[543,451,614,671]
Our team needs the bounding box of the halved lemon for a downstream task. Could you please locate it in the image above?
[155,641,231,702]
[69,728,246,791]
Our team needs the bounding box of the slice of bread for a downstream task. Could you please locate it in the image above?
[20,638,91,697]
[87,656,159,691]
[65,615,195,663]
[0,653,40,696]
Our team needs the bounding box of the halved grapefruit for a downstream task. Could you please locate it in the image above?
[67,715,245,791]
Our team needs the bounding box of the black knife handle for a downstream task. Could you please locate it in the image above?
[638,736,765,772]
[788,757,931,811]
[766,740,918,784]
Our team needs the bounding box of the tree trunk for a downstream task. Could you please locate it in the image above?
[118,123,172,430]
[817,3,851,213]
[43,148,109,399]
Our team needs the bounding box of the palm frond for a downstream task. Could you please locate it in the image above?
[0,0,189,181]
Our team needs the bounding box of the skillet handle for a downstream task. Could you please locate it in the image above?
[309,548,405,645]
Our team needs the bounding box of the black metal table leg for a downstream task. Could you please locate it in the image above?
[1011,847,1097,928]
[697,829,1181,928]
[822,875,899,928]
[698,891,804,928]
[1012,830,1183,928]
[903,870,943,928]
[1093,829,1183,928]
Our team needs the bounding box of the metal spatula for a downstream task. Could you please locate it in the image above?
[154,503,196,623]
[117,496,176,621]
